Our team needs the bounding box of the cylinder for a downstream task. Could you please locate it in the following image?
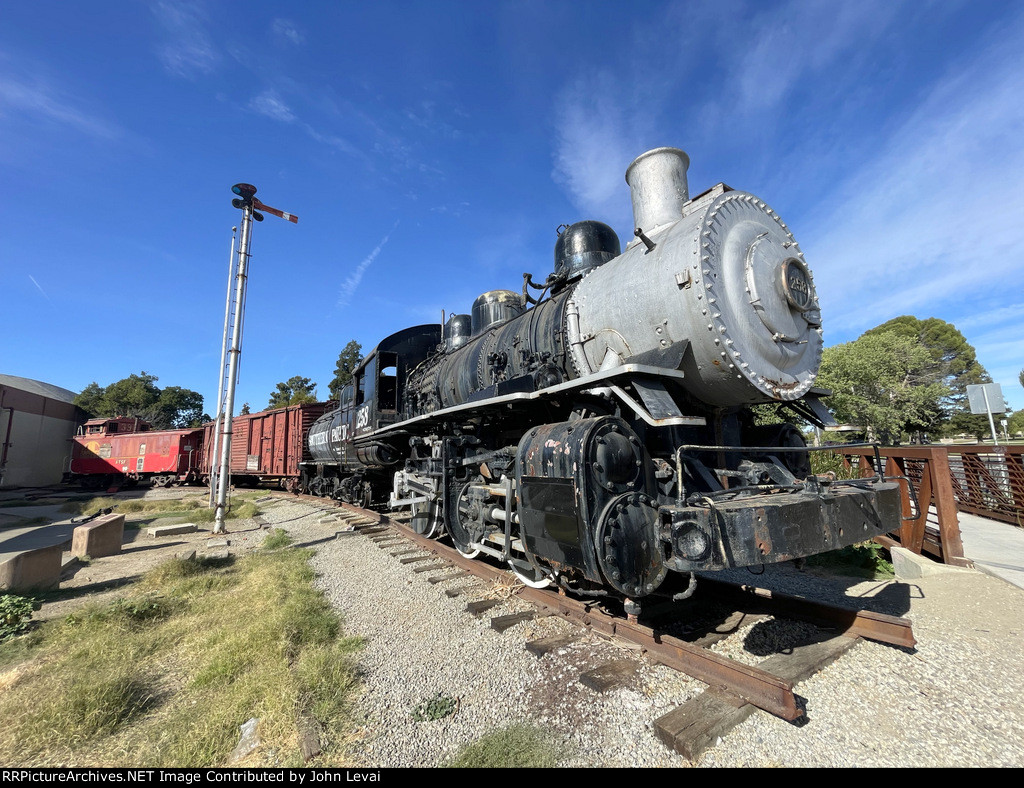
[625,147,690,233]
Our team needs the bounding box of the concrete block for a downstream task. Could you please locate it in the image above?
[147,523,198,537]
[891,546,970,580]
[71,513,125,559]
[0,543,63,592]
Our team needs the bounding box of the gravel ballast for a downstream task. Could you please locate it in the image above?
[257,498,1024,768]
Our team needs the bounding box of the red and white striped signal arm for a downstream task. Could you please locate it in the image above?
[252,198,298,224]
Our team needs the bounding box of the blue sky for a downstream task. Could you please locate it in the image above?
[2,0,1022,417]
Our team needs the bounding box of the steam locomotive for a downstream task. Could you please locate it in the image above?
[301,147,902,606]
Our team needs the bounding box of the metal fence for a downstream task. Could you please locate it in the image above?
[833,445,971,567]
[945,445,1024,527]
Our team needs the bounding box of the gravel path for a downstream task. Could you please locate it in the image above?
[257,497,1024,768]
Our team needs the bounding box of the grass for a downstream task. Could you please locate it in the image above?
[0,548,363,767]
[261,529,292,550]
[447,724,566,768]
[61,494,261,525]
[805,540,895,579]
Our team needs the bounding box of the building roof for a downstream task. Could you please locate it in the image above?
[0,374,78,404]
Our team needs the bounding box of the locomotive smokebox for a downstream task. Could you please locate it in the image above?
[626,147,690,233]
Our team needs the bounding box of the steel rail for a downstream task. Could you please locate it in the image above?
[275,493,914,720]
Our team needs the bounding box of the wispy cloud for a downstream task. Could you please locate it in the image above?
[338,222,400,307]
[272,18,304,46]
[249,89,295,123]
[806,13,1024,335]
[551,71,648,224]
[28,275,52,305]
[151,1,219,78]
[0,71,120,140]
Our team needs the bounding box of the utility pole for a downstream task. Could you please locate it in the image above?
[213,184,297,534]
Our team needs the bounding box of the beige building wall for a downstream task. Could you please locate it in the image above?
[0,375,81,489]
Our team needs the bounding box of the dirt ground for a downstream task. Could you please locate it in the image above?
[0,486,275,622]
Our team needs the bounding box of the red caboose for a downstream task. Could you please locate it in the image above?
[203,402,331,491]
[70,417,205,489]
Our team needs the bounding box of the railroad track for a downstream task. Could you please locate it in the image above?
[268,491,916,759]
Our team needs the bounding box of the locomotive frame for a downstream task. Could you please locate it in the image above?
[299,146,905,610]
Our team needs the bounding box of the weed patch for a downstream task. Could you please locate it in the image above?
[411,692,459,722]
[0,595,36,641]
[447,724,565,767]
[0,548,361,767]
[805,540,895,579]
[261,529,292,550]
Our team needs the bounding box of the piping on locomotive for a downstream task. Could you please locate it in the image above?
[300,147,903,602]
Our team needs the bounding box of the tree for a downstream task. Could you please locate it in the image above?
[152,386,205,428]
[329,340,363,399]
[240,402,251,415]
[1008,409,1024,437]
[817,332,949,444]
[268,376,318,408]
[864,316,989,434]
[74,382,105,418]
[73,372,205,429]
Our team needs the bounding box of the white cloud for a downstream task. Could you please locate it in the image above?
[249,90,295,123]
[0,72,120,140]
[804,14,1024,340]
[272,19,304,46]
[550,72,646,224]
[151,1,219,78]
[338,222,400,307]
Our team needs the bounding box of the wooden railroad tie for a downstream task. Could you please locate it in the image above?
[579,659,641,694]
[398,555,432,565]
[360,526,390,536]
[525,634,580,657]
[412,562,449,574]
[389,548,422,557]
[465,598,503,616]
[653,634,858,761]
[428,570,470,585]
[490,611,537,633]
[444,585,476,598]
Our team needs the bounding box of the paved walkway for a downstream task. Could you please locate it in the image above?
[956,510,1024,591]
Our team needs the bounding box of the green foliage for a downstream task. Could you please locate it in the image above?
[74,372,205,429]
[864,316,990,437]
[329,340,363,400]
[268,376,318,408]
[411,692,459,722]
[261,529,292,550]
[447,724,564,768]
[0,548,362,766]
[818,331,949,444]
[240,402,251,415]
[0,594,36,640]
[1008,409,1024,437]
[805,541,895,579]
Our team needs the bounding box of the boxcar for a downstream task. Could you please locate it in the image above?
[203,402,332,490]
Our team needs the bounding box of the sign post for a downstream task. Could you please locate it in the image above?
[967,383,1006,446]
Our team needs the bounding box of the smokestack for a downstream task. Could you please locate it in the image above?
[625,147,690,233]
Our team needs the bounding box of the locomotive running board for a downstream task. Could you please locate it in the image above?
[364,364,706,442]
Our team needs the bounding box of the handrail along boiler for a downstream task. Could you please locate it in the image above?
[301,147,902,609]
